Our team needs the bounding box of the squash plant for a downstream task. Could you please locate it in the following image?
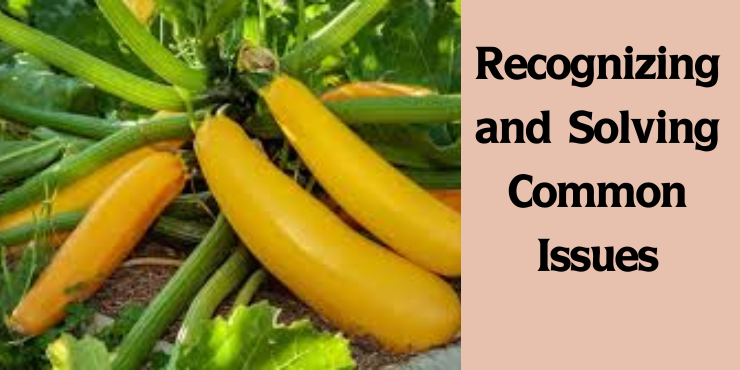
[0,0,461,368]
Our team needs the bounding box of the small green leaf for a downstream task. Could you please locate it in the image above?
[177,301,355,370]
[47,334,111,370]
[453,0,460,16]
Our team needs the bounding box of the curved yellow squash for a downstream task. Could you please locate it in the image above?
[321,81,433,102]
[196,114,460,352]
[9,152,186,336]
[261,75,461,276]
[0,147,159,233]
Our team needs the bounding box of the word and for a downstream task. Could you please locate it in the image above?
[476,110,718,152]
[509,174,686,208]
[476,46,719,87]
[537,239,659,272]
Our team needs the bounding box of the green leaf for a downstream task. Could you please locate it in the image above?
[0,241,54,326]
[94,304,145,349]
[47,334,111,370]
[0,53,96,112]
[4,0,32,18]
[453,0,460,16]
[343,0,461,93]
[177,302,355,370]
[26,0,156,78]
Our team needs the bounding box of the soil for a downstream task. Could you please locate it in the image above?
[90,242,455,369]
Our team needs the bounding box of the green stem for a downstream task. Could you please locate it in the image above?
[296,0,306,45]
[167,248,255,369]
[0,211,81,247]
[233,269,268,308]
[0,10,185,110]
[257,0,266,46]
[96,0,208,92]
[402,167,461,190]
[162,192,216,220]
[112,215,237,370]
[0,211,212,249]
[150,216,212,246]
[282,0,389,72]
[0,139,63,186]
[30,127,96,153]
[326,95,461,125]
[200,0,247,45]
[0,100,120,139]
[0,113,199,218]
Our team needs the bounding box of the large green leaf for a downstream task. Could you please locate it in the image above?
[343,0,461,93]
[47,334,111,370]
[177,302,355,370]
[0,53,96,112]
[25,0,155,78]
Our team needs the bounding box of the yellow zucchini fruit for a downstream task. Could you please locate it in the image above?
[195,114,461,353]
[431,189,461,213]
[9,152,186,336]
[0,146,157,233]
[320,82,462,214]
[321,81,433,102]
[125,0,156,24]
[260,75,461,276]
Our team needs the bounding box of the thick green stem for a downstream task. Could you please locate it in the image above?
[0,10,185,110]
[0,211,212,248]
[281,0,390,72]
[162,192,216,220]
[0,211,80,247]
[167,248,255,369]
[326,95,461,125]
[0,114,199,218]
[150,216,212,246]
[96,0,208,92]
[112,215,236,370]
[0,139,63,186]
[0,100,120,139]
[233,268,268,308]
[30,128,96,152]
[200,0,247,45]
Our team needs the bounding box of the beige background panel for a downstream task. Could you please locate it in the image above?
[463,0,739,368]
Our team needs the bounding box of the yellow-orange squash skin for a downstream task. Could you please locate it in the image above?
[9,152,186,336]
[195,115,461,353]
[321,82,462,215]
[321,81,433,102]
[261,75,461,276]
[0,146,158,233]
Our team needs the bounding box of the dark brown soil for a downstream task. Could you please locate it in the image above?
[90,242,442,369]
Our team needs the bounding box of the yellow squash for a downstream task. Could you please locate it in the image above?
[9,152,186,336]
[321,82,461,215]
[321,81,433,101]
[260,75,461,276]
[196,114,460,353]
[0,146,158,233]
[125,0,156,24]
